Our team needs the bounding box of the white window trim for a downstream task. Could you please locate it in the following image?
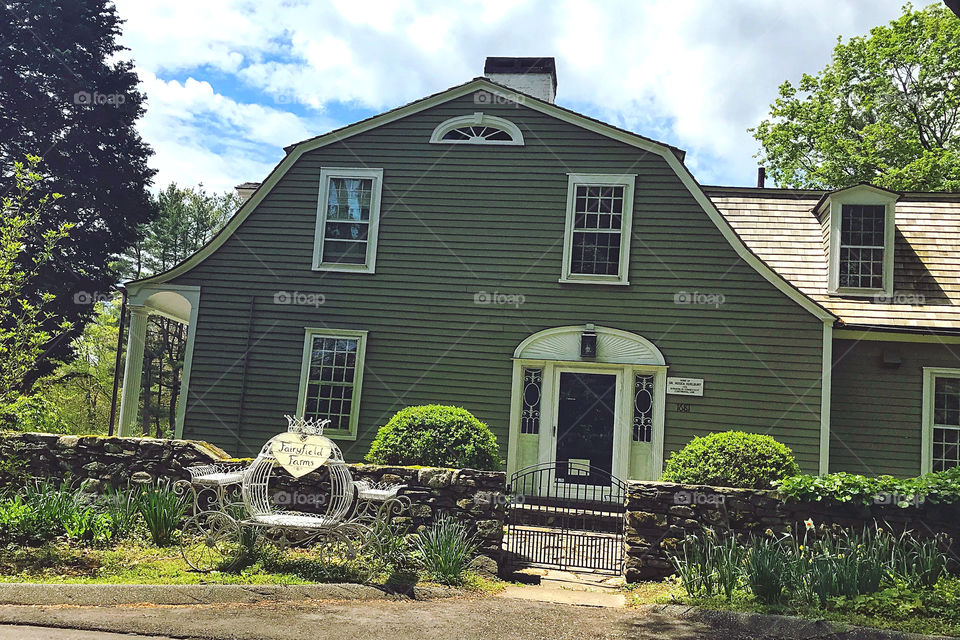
[429,112,524,146]
[560,173,636,285]
[296,327,368,441]
[827,190,896,297]
[313,167,384,273]
[921,367,960,474]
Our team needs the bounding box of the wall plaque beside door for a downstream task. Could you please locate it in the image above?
[666,377,704,396]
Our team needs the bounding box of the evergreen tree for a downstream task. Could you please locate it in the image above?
[0,0,157,386]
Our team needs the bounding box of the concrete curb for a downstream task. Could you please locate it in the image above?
[641,604,956,640]
[0,583,458,606]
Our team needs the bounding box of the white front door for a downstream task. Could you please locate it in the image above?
[510,360,666,483]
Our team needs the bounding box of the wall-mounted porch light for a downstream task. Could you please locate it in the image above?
[580,324,597,359]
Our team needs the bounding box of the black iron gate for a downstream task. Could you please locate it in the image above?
[502,461,627,574]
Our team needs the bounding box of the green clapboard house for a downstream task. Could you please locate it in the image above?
[117,57,960,481]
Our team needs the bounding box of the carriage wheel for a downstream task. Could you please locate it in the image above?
[180,511,244,572]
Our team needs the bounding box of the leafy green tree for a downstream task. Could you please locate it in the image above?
[32,184,237,436]
[0,156,72,429]
[121,185,239,436]
[33,302,119,434]
[0,0,156,386]
[753,3,960,191]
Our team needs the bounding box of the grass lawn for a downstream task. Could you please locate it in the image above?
[0,542,502,592]
[620,580,681,606]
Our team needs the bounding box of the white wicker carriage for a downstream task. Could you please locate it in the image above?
[179,416,406,573]
[239,425,357,540]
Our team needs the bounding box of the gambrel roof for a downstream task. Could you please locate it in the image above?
[129,77,835,322]
[708,186,960,332]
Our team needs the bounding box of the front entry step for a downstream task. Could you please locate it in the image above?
[498,568,626,608]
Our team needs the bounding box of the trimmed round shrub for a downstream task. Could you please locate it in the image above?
[660,431,800,489]
[365,405,502,470]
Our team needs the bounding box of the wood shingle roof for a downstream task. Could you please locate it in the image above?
[706,187,960,331]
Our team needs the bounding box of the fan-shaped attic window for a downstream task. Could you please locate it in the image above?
[429,112,524,146]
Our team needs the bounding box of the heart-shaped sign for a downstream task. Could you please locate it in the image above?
[270,433,333,478]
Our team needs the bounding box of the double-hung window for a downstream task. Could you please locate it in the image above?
[560,174,635,285]
[297,329,367,440]
[923,368,960,472]
[822,186,897,296]
[838,204,886,290]
[313,168,383,272]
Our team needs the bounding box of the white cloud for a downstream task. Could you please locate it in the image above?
[114,0,907,189]
[135,71,326,191]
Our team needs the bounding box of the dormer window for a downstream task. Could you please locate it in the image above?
[838,204,886,290]
[816,184,898,297]
[429,112,524,146]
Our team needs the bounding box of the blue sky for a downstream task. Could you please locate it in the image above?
[112,0,908,194]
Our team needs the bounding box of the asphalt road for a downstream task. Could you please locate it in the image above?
[0,597,763,640]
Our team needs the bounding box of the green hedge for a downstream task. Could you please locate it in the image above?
[660,431,800,489]
[776,467,960,506]
[365,405,502,470]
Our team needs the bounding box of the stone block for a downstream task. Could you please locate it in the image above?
[410,504,433,519]
[418,468,453,489]
[668,505,695,518]
[475,519,503,539]
[626,511,667,529]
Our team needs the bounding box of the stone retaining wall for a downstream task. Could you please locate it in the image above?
[624,480,960,582]
[1,432,505,569]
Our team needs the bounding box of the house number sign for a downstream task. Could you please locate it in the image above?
[666,377,704,397]
[270,433,333,478]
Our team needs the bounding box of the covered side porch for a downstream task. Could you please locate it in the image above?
[116,283,200,438]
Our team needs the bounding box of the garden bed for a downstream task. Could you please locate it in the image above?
[623,578,960,637]
[0,478,500,593]
[643,523,960,638]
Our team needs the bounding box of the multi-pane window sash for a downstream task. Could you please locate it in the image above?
[520,368,543,434]
[570,185,625,276]
[441,125,513,142]
[304,336,358,432]
[933,376,960,471]
[321,177,373,265]
[838,204,885,289]
[633,374,654,442]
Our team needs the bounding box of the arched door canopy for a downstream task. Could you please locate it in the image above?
[513,324,666,366]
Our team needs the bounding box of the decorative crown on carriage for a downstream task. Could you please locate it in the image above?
[284,414,331,436]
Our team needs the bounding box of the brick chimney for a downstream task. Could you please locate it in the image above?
[483,57,557,103]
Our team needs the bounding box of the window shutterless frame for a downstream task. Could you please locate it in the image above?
[825,187,897,297]
[921,367,960,473]
[296,328,368,440]
[313,167,384,273]
[560,173,636,285]
[429,112,524,146]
